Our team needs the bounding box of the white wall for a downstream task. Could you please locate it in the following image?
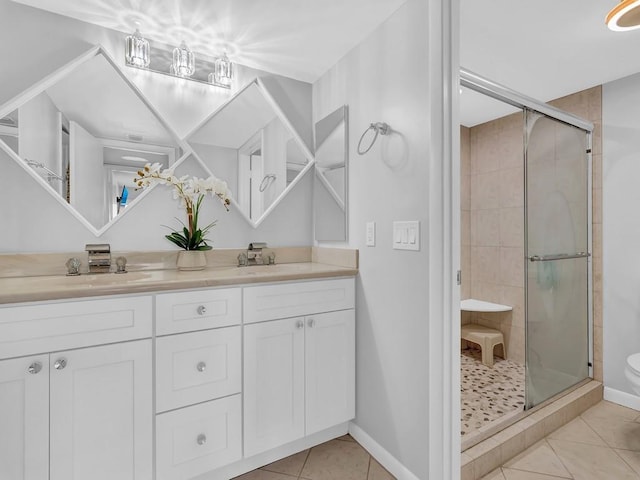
[602,73,640,397]
[313,0,457,477]
[0,1,313,252]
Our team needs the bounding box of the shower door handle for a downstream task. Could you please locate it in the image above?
[528,252,590,262]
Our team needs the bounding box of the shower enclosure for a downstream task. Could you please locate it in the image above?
[461,69,593,411]
[524,110,591,408]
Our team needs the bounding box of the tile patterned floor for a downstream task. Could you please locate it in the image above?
[461,348,526,436]
[480,400,640,480]
[234,435,396,480]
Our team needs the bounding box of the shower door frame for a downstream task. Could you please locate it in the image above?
[460,68,595,400]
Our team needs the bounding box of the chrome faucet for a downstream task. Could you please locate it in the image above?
[247,242,267,265]
[85,244,111,273]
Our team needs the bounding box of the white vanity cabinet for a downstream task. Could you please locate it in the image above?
[0,295,153,480]
[243,279,356,457]
[0,273,356,480]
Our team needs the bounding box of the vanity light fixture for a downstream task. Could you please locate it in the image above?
[124,34,231,89]
[171,41,195,78]
[606,0,640,30]
[124,28,150,68]
[209,52,233,87]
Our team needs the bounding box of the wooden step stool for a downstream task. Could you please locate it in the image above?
[461,324,505,367]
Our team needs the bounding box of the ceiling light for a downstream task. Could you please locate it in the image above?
[209,52,233,87]
[171,41,195,78]
[124,28,150,68]
[606,0,640,31]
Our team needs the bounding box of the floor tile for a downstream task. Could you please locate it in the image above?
[581,400,640,423]
[337,434,357,443]
[616,449,640,476]
[547,417,606,446]
[581,415,640,451]
[233,469,298,480]
[260,449,309,477]
[503,440,571,478]
[548,438,639,479]
[368,458,395,480]
[300,438,370,480]
[501,469,569,479]
[461,349,525,437]
[480,468,507,479]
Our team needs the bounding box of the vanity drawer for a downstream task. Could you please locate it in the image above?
[0,296,152,360]
[156,326,241,412]
[243,278,355,324]
[156,395,242,480]
[156,288,241,335]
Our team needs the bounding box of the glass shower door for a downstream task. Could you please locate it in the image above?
[525,109,591,409]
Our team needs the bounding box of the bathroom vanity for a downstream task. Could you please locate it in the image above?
[0,255,357,480]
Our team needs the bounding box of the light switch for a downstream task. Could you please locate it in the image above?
[366,222,376,246]
[393,221,420,251]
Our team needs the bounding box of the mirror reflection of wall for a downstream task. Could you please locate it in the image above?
[187,79,314,227]
[0,48,182,233]
[314,105,348,242]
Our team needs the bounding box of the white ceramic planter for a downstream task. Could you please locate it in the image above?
[176,250,207,271]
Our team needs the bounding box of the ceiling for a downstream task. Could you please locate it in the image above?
[11,0,408,83]
[460,0,640,126]
[12,0,640,127]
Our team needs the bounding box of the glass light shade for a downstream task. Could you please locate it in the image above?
[209,52,233,87]
[125,29,150,68]
[171,41,195,77]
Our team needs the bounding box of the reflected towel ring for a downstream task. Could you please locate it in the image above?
[259,174,276,192]
[357,122,390,155]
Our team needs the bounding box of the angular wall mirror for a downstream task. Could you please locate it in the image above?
[314,105,348,241]
[0,46,184,235]
[186,78,315,228]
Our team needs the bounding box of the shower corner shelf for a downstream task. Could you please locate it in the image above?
[461,299,512,313]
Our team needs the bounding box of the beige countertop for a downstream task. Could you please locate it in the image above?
[0,262,358,305]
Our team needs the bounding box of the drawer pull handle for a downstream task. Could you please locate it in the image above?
[296,320,304,329]
[27,362,42,375]
[197,434,207,446]
[197,305,207,315]
[308,318,316,328]
[196,362,207,373]
[54,358,67,370]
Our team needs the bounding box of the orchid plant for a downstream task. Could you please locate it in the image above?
[134,163,231,251]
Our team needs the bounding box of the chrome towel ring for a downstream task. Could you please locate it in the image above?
[357,122,390,155]
[259,174,277,192]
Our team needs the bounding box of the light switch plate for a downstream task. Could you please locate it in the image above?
[366,222,376,246]
[393,221,420,251]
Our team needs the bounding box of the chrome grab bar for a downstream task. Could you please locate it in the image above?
[528,252,590,262]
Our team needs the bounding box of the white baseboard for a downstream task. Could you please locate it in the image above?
[348,422,420,480]
[604,386,640,411]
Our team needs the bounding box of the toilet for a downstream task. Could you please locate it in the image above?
[625,353,640,395]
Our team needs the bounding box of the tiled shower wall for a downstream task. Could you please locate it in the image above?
[460,86,602,376]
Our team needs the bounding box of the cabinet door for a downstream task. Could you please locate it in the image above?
[244,317,305,457]
[50,340,152,480]
[0,355,49,480]
[305,309,355,435]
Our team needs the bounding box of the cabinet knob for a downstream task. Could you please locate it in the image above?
[308,318,316,328]
[27,362,42,374]
[197,434,207,446]
[196,362,207,373]
[53,358,67,370]
[296,320,304,329]
[197,305,207,315]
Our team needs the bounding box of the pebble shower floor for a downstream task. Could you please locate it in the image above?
[461,347,525,436]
